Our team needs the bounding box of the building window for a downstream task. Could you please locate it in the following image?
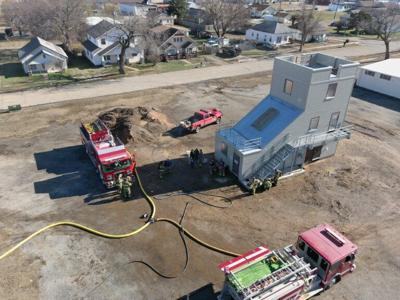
[380,74,391,81]
[329,112,340,131]
[326,83,337,99]
[283,79,293,95]
[42,53,46,58]
[42,64,45,69]
[251,32,254,37]
[30,64,37,71]
[277,36,281,43]
[269,37,272,42]
[308,116,320,132]
[365,70,375,77]
[104,55,111,61]
[101,38,106,45]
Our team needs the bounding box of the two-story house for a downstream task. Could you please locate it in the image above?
[245,21,299,47]
[151,25,197,59]
[82,20,143,66]
[18,37,68,74]
[215,53,359,187]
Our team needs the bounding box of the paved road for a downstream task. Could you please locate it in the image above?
[1,39,399,109]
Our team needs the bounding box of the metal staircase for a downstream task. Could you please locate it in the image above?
[255,144,295,180]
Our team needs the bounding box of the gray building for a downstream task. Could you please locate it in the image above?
[215,53,359,186]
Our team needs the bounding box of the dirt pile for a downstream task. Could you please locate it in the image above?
[98,107,173,144]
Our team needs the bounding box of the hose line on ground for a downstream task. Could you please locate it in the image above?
[0,170,238,262]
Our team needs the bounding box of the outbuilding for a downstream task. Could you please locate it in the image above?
[357,59,400,99]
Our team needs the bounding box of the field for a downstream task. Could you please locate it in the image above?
[0,72,399,300]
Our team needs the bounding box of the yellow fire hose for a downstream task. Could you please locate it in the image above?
[0,170,239,262]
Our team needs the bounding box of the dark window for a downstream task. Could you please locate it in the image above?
[380,74,391,81]
[284,79,293,95]
[309,116,319,131]
[101,38,106,45]
[297,240,305,251]
[307,246,319,263]
[30,64,37,70]
[320,257,329,271]
[277,36,281,43]
[365,70,375,76]
[326,83,337,99]
[251,107,279,131]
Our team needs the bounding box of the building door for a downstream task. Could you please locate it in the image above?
[328,112,340,131]
[232,153,240,175]
[304,146,323,164]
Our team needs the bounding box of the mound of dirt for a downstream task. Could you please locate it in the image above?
[98,107,173,144]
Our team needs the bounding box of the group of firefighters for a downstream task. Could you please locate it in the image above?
[248,170,282,195]
[116,174,133,199]
[189,148,204,168]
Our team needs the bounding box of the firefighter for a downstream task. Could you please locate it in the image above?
[121,176,132,199]
[263,178,272,191]
[250,178,262,195]
[272,170,282,187]
[116,174,123,193]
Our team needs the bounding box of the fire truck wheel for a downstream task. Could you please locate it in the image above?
[325,275,341,290]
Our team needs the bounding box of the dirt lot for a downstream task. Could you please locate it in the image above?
[0,73,399,300]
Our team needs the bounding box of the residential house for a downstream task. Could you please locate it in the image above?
[245,21,298,47]
[328,0,355,11]
[357,59,400,99]
[155,13,175,25]
[273,11,291,24]
[294,21,328,42]
[250,4,275,18]
[151,25,197,59]
[82,20,143,66]
[180,8,214,35]
[215,53,359,186]
[18,37,68,74]
[118,0,157,16]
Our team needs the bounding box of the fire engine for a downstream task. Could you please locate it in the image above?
[80,119,135,188]
[180,108,223,133]
[218,224,357,300]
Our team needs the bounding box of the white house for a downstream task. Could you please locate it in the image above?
[357,59,400,99]
[119,1,157,16]
[245,21,298,47]
[18,37,68,74]
[328,1,355,11]
[251,4,276,18]
[151,25,197,58]
[82,20,143,66]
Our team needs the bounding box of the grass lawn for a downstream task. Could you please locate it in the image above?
[240,49,270,57]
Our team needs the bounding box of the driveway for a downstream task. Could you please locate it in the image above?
[1,39,399,109]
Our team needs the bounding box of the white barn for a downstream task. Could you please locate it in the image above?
[357,59,400,99]
[18,37,68,74]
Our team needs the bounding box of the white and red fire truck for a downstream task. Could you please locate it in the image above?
[218,224,357,300]
[80,119,135,188]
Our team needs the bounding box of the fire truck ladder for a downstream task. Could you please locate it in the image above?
[242,248,313,299]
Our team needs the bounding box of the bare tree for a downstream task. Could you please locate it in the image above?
[296,6,321,52]
[201,0,249,38]
[50,0,88,53]
[1,0,25,36]
[364,6,400,60]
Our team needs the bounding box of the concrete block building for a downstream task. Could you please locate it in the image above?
[215,53,359,186]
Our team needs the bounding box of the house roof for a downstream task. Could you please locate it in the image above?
[181,41,193,49]
[232,95,301,149]
[250,21,298,34]
[299,224,358,264]
[252,4,270,11]
[19,37,67,61]
[97,41,120,56]
[87,20,116,38]
[82,39,100,52]
[361,59,400,78]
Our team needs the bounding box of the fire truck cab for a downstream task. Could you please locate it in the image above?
[296,224,357,289]
[80,119,135,188]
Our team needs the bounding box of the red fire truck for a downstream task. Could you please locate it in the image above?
[80,119,135,188]
[218,224,357,300]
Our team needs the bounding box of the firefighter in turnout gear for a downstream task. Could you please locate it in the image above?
[250,178,262,195]
[116,174,123,193]
[121,176,132,199]
[263,178,272,191]
[272,170,282,187]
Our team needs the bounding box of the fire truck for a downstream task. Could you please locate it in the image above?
[218,224,357,300]
[80,119,135,188]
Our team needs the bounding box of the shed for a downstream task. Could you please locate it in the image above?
[357,59,400,99]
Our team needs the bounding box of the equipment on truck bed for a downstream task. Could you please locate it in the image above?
[218,224,357,300]
[80,119,136,188]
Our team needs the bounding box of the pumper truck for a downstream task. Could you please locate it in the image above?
[218,224,357,300]
[80,119,135,188]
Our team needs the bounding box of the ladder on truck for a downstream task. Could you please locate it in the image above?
[238,247,314,300]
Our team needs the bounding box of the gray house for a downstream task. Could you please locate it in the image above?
[215,53,359,186]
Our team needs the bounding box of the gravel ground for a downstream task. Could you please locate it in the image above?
[0,74,399,300]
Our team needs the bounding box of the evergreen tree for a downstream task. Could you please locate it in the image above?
[168,0,188,20]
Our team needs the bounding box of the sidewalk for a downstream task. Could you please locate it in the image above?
[1,40,399,109]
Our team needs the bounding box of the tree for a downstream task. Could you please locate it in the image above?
[1,0,25,36]
[296,7,321,52]
[349,11,371,34]
[333,20,346,33]
[50,0,87,53]
[201,0,249,38]
[363,6,400,59]
[168,0,187,20]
